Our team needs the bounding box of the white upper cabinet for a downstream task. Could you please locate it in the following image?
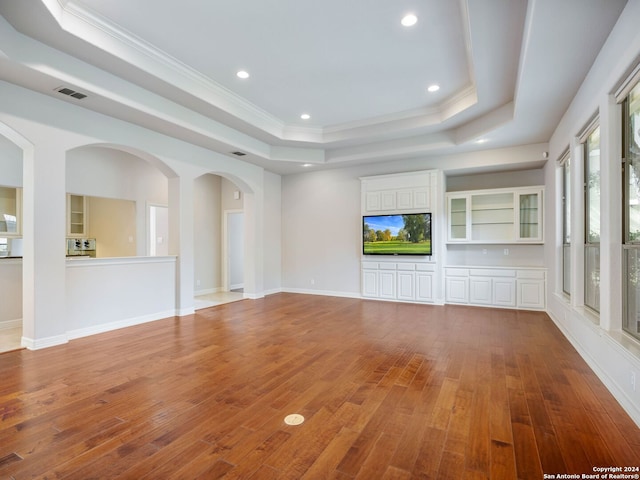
[67,194,87,237]
[361,171,435,214]
[446,186,543,244]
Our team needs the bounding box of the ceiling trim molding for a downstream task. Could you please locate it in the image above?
[36,0,481,147]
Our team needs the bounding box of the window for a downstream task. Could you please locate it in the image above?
[623,80,640,340]
[584,126,600,312]
[561,154,571,296]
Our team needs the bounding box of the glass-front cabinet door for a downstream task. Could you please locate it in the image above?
[0,186,21,236]
[448,195,469,241]
[516,188,543,242]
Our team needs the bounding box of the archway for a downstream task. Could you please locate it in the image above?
[0,122,32,351]
[192,173,249,309]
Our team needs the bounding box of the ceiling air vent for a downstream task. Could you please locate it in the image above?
[55,86,88,100]
[231,151,247,156]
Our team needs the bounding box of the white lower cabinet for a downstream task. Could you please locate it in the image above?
[362,268,379,297]
[445,270,469,304]
[469,277,492,305]
[362,262,435,303]
[415,271,434,302]
[446,267,544,310]
[379,269,397,299]
[493,278,517,307]
[516,270,546,309]
[397,271,415,301]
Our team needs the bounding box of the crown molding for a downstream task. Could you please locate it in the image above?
[38,0,481,147]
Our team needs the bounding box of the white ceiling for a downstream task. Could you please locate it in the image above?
[0,0,629,174]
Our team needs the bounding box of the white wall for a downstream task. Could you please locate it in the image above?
[282,168,362,296]
[0,80,275,348]
[193,174,222,294]
[544,0,640,426]
[65,257,176,339]
[263,171,282,294]
[0,260,22,325]
[281,146,548,296]
[0,135,22,187]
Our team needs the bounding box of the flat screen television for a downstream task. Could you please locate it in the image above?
[363,213,432,256]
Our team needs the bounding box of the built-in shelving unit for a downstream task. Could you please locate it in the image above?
[360,170,441,304]
[67,194,87,237]
[446,186,544,244]
[444,266,546,310]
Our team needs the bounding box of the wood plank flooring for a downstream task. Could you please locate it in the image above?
[0,293,638,479]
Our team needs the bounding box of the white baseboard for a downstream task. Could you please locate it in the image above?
[0,318,21,330]
[263,287,283,296]
[230,283,244,291]
[22,334,68,350]
[67,309,178,341]
[194,287,220,296]
[547,309,640,428]
[281,287,361,299]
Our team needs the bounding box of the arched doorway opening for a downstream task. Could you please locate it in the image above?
[192,173,246,309]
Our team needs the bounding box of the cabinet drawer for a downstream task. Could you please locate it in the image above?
[517,270,545,279]
[416,263,435,272]
[397,263,416,271]
[469,269,516,277]
[379,263,397,270]
[362,262,378,270]
[445,268,469,277]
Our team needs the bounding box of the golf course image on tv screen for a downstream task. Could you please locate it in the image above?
[363,213,432,255]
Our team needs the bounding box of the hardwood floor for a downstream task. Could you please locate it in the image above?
[0,293,638,479]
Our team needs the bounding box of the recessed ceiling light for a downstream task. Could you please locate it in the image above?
[427,84,440,93]
[302,163,312,167]
[300,113,311,120]
[401,14,418,27]
[476,138,488,144]
[236,70,250,79]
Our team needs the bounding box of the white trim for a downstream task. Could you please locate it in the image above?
[146,202,169,257]
[281,287,363,300]
[577,114,600,143]
[194,287,221,297]
[614,58,640,102]
[67,309,177,340]
[556,148,570,166]
[0,318,21,330]
[222,209,243,293]
[65,255,177,268]
[22,334,68,350]
[547,308,640,428]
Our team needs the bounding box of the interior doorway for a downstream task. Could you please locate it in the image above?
[148,204,168,256]
[225,210,244,292]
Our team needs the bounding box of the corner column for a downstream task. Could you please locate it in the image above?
[168,175,195,315]
[22,142,67,348]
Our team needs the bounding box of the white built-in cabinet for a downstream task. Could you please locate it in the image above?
[362,261,435,303]
[365,186,431,213]
[447,186,544,243]
[445,267,546,310]
[360,170,439,304]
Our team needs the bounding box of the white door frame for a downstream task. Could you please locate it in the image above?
[222,209,243,292]
[146,202,168,256]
